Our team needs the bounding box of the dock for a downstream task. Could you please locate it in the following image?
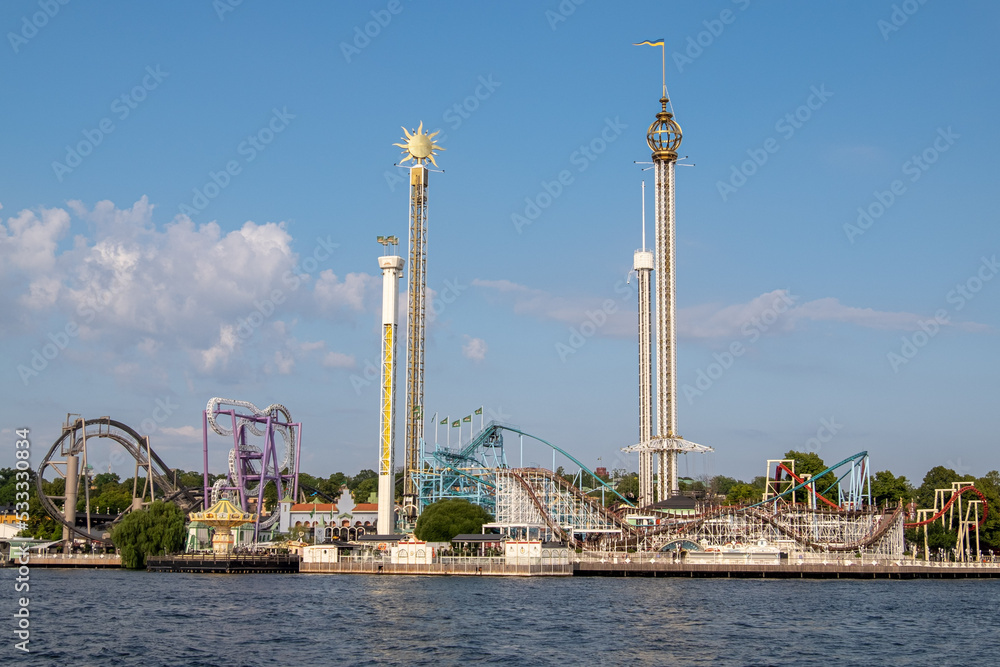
[300,559,571,576]
[573,557,1000,579]
[15,553,122,568]
[146,553,299,573]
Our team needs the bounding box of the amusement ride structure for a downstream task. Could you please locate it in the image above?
[203,397,301,537]
[376,235,404,533]
[622,64,712,503]
[25,52,991,567]
[36,414,201,544]
[394,122,444,520]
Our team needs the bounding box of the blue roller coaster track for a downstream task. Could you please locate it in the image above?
[414,420,634,514]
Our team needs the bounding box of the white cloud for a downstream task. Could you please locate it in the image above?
[159,425,201,439]
[201,324,239,371]
[474,279,990,343]
[1,205,70,273]
[273,350,295,374]
[472,278,617,327]
[297,340,325,352]
[462,336,488,362]
[323,351,356,369]
[314,269,374,313]
[0,197,389,384]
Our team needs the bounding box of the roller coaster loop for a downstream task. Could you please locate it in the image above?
[903,485,988,529]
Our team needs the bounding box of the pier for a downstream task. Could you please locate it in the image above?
[18,553,122,568]
[147,553,299,574]
[573,559,1000,579]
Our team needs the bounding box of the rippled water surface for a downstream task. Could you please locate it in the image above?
[2,569,998,666]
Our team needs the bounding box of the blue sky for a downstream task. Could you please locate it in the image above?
[1,1,997,485]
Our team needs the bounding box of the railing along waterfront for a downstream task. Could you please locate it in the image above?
[300,556,571,576]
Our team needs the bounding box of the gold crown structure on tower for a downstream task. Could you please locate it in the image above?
[646,97,683,160]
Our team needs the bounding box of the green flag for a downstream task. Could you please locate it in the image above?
[463,415,472,423]
[440,416,449,425]
[474,407,483,415]
[452,420,460,428]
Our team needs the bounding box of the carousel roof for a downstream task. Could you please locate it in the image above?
[189,498,255,528]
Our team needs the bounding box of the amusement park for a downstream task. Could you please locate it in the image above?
[4,63,999,580]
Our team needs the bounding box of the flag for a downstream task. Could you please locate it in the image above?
[413,405,423,417]
[440,416,449,425]
[633,39,664,47]
[452,420,460,428]
[474,407,483,415]
[463,415,472,423]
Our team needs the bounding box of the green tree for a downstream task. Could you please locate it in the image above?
[726,483,760,504]
[712,475,739,497]
[348,469,377,491]
[110,501,186,569]
[916,466,973,509]
[91,487,132,515]
[353,477,377,503]
[24,493,61,541]
[615,474,639,502]
[783,450,837,503]
[973,471,1000,552]
[414,499,493,542]
[327,472,348,491]
[0,468,19,506]
[871,470,914,507]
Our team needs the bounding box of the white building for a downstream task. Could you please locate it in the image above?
[279,485,380,541]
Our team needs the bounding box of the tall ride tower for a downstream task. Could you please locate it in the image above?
[624,81,712,503]
[634,183,655,508]
[394,122,443,518]
[376,235,404,533]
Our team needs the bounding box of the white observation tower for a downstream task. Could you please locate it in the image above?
[376,235,404,533]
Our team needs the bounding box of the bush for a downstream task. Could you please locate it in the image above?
[414,499,493,542]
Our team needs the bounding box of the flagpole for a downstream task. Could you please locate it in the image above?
[661,42,666,97]
[447,417,451,449]
[479,406,484,431]
[433,411,438,446]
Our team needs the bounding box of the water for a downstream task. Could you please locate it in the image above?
[2,569,998,666]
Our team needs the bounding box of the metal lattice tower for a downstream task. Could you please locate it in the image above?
[377,236,404,533]
[623,92,711,501]
[652,95,681,498]
[402,164,427,517]
[393,122,443,519]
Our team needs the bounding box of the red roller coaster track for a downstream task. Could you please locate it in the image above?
[903,486,989,529]
[776,462,842,510]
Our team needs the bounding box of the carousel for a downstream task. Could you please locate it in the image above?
[189,498,255,554]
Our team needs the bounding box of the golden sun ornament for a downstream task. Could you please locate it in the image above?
[394,121,444,167]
